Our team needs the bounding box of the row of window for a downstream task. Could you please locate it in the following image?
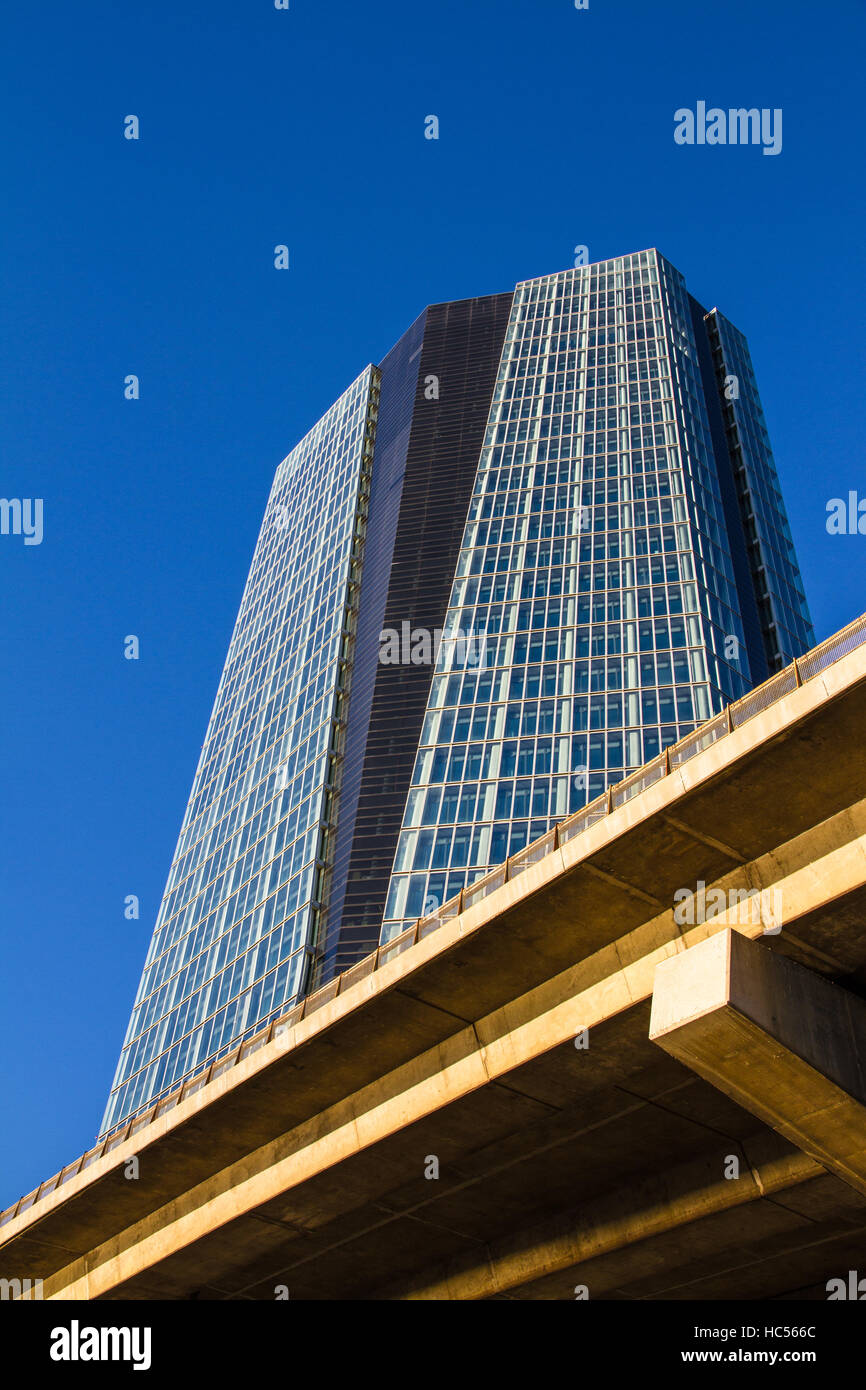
[103,947,307,1134]
[104,371,377,1131]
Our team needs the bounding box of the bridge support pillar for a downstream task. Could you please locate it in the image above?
[650,928,866,1195]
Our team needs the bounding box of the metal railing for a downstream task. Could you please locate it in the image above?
[2,610,864,1232]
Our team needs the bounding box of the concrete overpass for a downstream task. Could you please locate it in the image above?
[3,613,866,1300]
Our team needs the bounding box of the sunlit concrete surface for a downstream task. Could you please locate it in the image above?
[651,928,866,1194]
[3,629,866,1299]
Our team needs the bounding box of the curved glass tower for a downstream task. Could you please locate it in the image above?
[380,253,813,936]
[101,251,813,1137]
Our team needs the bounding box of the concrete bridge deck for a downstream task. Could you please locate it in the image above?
[3,616,866,1299]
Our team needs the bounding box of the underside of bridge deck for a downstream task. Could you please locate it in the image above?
[4,646,866,1299]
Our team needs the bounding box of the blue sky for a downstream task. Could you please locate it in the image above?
[1,0,864,1210]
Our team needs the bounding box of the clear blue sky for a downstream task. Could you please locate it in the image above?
[1,0,863,1211]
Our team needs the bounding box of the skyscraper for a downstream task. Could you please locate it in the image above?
[100,250,813,1138]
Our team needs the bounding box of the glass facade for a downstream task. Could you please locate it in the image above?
[100,368,379,1135]
[100,250,813,1136]
[704,308,814,669]
[380,252,812,938]
[313,292,515,980]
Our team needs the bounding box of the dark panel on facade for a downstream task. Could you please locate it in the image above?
[317,290,514,979]
[313,312,427,984]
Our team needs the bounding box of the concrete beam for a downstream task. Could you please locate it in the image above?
[4,657,866,1273]
[29,812,866,1298]
[391,1132,819,1301]
[5,658,866,1302]
[650,929,866,1196]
